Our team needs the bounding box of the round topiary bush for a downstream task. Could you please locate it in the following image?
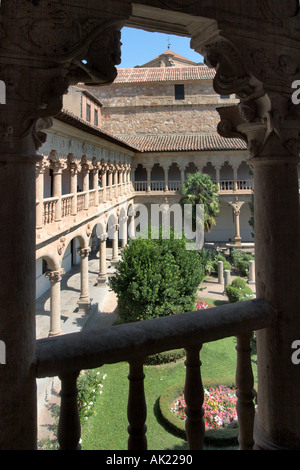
[225,277,254,303]
[158,379,240,447]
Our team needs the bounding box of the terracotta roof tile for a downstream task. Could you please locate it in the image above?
[114,66,215,84]
[115,133,247,152]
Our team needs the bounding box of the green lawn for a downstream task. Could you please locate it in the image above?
[80,298,257,450]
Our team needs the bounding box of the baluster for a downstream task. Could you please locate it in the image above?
[235,333,255,450]
[184,346,205,450]
[58,371,81,450]
[127,360,147,450]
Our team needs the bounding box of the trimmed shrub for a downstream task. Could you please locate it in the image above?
[226,277,254,303]
[231,249,254,276]
[108,229,206,323]
[211,253,231,274]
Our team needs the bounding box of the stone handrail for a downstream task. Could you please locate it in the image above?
[35,299,278,450]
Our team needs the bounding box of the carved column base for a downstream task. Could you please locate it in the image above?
[97,274,107,286]
[253,419,292,450]
[77,298,91,314]
[234,236,242,246]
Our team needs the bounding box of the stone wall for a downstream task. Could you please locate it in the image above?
[90,80,235,136]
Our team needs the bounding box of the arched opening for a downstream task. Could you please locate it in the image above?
[151,163,164,191]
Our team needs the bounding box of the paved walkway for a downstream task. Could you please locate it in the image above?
[198,271,256,302]
[36,249,120,447]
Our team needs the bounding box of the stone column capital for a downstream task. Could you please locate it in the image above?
[190,6,300,159]
[77,247,91,259]
[98,232,108,242]
[45,268,65,283]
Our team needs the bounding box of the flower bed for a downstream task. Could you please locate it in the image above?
[171,385,238,430]
[158,379,239,447]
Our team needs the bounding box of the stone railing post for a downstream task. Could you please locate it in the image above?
[184,346,205,450]
[58,371,81,450]
[45,268,65,336]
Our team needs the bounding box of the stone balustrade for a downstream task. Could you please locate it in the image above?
[134,179,254,194]
[35,298,278,451]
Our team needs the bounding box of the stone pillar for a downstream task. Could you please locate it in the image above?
[218,260,224,284]
[97,233,108,285]
[50,153,64,222]
[107,165,113,200]
[111,223,119,265]
[45,268,65,336]
[68,155,79,216]
[252,156,300,450]
[248,260,255,284]
[92,160,99,206]
[146,167,151,193]
[233,167,238,191]
[0,109,41,449]
[130,166,135,193]
[229,198,244,246]
[81,157,90,210]
[77,247,91,313]
[0,0,130,450]
[179,166,185,189]
[101,165,107,203]
[36,158,47,230]
[163,166,169,192]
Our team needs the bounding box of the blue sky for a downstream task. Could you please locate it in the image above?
[118,27,203,68]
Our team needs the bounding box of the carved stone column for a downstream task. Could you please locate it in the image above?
[191,9,300,447]
[36,157,48,230]
[81,156,90,210]
[0,0,131,449]
[162,165,169,192]
[68,154,80,217]
[228,198,244,246]
[50,151,65,222]
[97,233,108,285]
[100,163,108,203]
[45,268,65,337]
[77,247,91,314]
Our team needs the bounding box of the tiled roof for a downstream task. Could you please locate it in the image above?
[115,133,247,152]
[114,66,215,84]
[55,111,246,153]
[55,109,138,151]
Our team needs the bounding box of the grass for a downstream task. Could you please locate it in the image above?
[81,296,257,451]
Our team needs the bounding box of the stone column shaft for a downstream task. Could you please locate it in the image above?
[253,157,300,450]
[52,168,62,222]
[97,234,108,285]
[46,268,65,336]
[77,247,91,312]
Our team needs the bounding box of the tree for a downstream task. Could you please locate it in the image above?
[108,228,206,323]
[179,173,220,233]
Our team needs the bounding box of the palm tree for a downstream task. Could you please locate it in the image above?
[179,172,220,232]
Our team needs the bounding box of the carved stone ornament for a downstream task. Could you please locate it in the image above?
[45,268,65,283]
[77,247,91,258]
[0,0,131,154]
